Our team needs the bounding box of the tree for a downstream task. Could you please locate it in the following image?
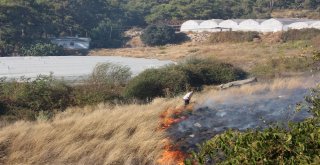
[140,24,177,46]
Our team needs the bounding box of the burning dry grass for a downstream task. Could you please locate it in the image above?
[0,98,186,165]
[158,105,194,165]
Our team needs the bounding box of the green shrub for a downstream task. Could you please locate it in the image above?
[90,63,132,86]
[187,87,320,165]
[0,75,72,121]
[0,75,71,112]
[72,63,131,106]
[72,83,125,106]
[20,42,64,56]
[16,75,72,111]
[90,20,125,48]
[0,41,14,57]
[208,31,260,43]
[124,68,184,100]
[123,70,165,100]
[124,59,247,101]
[281,29,320,42]
[0,63,132,120]
[140,24,177,46]
[180,58,247,87]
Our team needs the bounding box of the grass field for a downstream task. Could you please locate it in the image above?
[89,39,316,76]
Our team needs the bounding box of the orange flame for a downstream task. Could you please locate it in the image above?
[158,104,194,165]
[159,105,194,130]
[158,139,186,165]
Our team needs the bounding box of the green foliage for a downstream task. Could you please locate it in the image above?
[0,41,14,57]
[90,63,132,86]
[209,31,260,43]
[90,20,125,48]
[140,24,177,46]
[20,42,64,56]
[0,75,71,121]
[71,83,125,106]
[0,62,133,120]
[180,58,247,86]
[124,66,188,100]
[14,75,71,111]
[0,70,130,120]
[187,87,320,164]
[124,59,247,100]
[72,63,131,106]
[281,29,320,42]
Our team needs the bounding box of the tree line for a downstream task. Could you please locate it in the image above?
[0,0,319,56]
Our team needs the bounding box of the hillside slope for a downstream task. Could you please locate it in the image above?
[0,76,318,164]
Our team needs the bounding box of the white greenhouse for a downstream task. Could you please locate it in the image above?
[260,18,313,32]
[238,19,265,32]
[199,19,223,32]
[287,21,315,30]
[260,19,285,32]
[180,20,204,32]
[218,19,244,31]
[180,18,320,33]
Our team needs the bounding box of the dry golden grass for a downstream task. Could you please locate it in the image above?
[0,98,187,165]
[89,40,315,71]
[0,75,318,165]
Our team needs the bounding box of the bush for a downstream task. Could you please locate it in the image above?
[90,63,132,86]
[186,87,320,165]
[72,83,125,106]
[180,59,247,87]
[15,75,72,111]
[0,75,72,121]
[20,42,64,56]
[0,41,14,57]
[72,63,131,106]
[208,31,260,43]
[281,29,320,42]
[124,59,247,101]
[124,67,188,100]
[90,20,125,48]
[140,24,177,46]
[0,63,132,120]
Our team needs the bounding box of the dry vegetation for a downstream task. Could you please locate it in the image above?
[0,98,188,165]
[89,38,315,72]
